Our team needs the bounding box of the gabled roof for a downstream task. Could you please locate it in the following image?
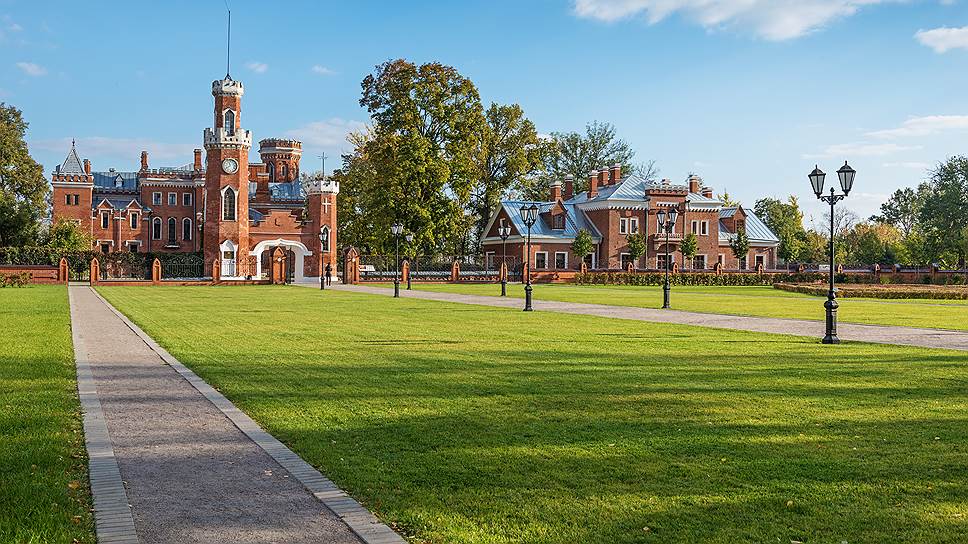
[92,171,139,190]
[686,191,721,205]
[495,200,602,241]
[718,207,779,244]
[95,197,141,210]
[60,142,85,173]
[564,173,652,204]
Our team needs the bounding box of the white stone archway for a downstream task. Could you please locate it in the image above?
[249,238,313,282]
[219,240,238,278]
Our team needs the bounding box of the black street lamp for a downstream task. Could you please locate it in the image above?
[519,204,538,311]
[318,227,328,290]
[405,232,414,290]
[391,222,404,298]
[498,225,511,296]
[656,205,679,309]
[809,161,856,344]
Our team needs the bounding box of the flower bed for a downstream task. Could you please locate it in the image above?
[575,271,825,287]
[773,282,968,300]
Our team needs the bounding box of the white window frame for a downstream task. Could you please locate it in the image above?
[183,192,192,206]
[223,109,236,136]
[620,253,632,268]
[130,212,139,229]
[320,225,331,252]
[182,217,193,241]
[701,220,709,236]
[221,186,237,221]
[127,241,140,253]
[619,218,628,235]
[166,217,177,245]
[100,212,109,229]
[534,251,548,270]
[151,217,162,240]
[167,192,177,206]
[554,251,568,269]
[693,254,707,270]
[656,254,669,270]
[152,192,162,205]
[65,194,71,206]
[485,251,495,269]
[629,217,639,234]
[718,254,725,265]
[691,220,699,235]
[755,254,765,268]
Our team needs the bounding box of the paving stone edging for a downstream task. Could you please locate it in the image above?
[87,287,406,544]
[68,288,140,544]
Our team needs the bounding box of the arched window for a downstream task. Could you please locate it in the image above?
[224,109,236,136]
[151,217,162,240]
[167,218,176,244]
[267,162,274,182]
[222,187,236,221]
[320,226,330,252]
[183,218,192,241]
[282,163,289,180]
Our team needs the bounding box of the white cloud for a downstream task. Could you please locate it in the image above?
[866,115,968,139]
[803,142,921,159]
[572,0,901,41]
[245,61,268,74]
[8,22,22,32]
[15,61,47,76]
[915,25,968,53]
[311,64,336,76]
[32,137,195,162]
[285,118,366,148]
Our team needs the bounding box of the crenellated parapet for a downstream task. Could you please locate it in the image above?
[204,127,252,149]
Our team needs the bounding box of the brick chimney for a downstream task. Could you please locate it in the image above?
[598,168,609,188]
[563,175,574,200]
[549,179,562,201]
[702,186,714,199]
[688,174,701,194]
[83,159,91,175]
[193,149,203,171]
[609,164,622,184]
[140,150,149,171]
[587,170,599,198]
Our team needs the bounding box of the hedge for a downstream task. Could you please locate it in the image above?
[574,271,827,287]
[773,282,968,300]
[0,272,31,287]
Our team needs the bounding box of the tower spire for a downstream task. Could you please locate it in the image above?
[225,2,232,79]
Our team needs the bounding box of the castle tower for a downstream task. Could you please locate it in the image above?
[203,76,252,277]
[50,141,95,240]
[306,176,340,275]
[257,138,302,200]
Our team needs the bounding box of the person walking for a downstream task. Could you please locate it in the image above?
[325,263,333,286]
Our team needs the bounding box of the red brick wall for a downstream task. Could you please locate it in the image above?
[204,148,250,267]
[0,265,62,284]
[51,180,93,241]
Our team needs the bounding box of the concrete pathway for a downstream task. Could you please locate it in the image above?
[69,286,403,544]
[321,283,968,352]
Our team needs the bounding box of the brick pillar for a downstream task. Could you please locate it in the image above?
[580,261,587,274]
[626,261,634,273]
[672,262,679,274]
[402,259,410,284]
[58,257,68,283]
[451,261,460,283]
[500,261,508,282]
[90,258,99,286]
[714,262,723,275]
[152,258,162,284]
[211,258,221,284]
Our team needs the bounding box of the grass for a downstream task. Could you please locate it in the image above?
[0,285,94,544]
[377,282,968,331]
[97,284,968,543]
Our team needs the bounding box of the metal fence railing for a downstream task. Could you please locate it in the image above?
[161,257,207,280]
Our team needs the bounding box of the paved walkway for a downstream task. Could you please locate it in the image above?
[69,286,403,544]
[321,283,968,351]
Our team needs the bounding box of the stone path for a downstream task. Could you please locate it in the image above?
[69,286,403,544]
[322,283,968,351]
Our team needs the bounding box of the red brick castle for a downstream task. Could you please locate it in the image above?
[50,74,338,281]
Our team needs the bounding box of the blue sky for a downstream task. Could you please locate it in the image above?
[2,0,967,223]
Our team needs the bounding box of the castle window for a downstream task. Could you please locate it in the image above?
[320,226,330,252]
[167,218,176,245]
[65,194,71,206]
[224,109,236,136]
[130,213,139,229]
[183,218,192,241]
[267,162,275,182]
[629,217,639,234]
[619,218,628,235]
[101,212,109,229]
[183,193,192,206]
[73,194,79,205]
[534,251,548,270]
[168,193,177,206]
[222,187,236,221]
[152,217,162,240]
[552,214,565,230]
[282,164,289,180]
[701,221,708,235]
[153,192,162,205]
[555,252,568,269]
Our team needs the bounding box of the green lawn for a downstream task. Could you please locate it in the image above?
[0,286,94,543]
[98,285,968,543]
[379,282,968,331]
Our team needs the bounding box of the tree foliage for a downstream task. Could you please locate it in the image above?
[571,228,594,264]
[681,233,698,266]
[753,196,807,263]
[870,184,929,237]
[919,156,968,267]
[729,227,750,263]
[625,232,645,267]
[41,218,92,252]
[0,103,48,246]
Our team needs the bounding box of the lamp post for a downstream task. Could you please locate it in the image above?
[405,232,414,290]
[391,222,403,298]
[318,228,327,290]
[519,204,538,311]
[498,225,511,296]
[809,161,855,344]
[656,205,679,309]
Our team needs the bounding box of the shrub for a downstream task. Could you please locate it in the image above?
[574,271,827,287]
[0,272,31,287]
[773,282,968,300]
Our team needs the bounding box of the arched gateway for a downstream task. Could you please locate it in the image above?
[250,238,312,282]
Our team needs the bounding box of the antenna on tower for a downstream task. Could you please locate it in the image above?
[224,0,232,78]
[318,153,327,180]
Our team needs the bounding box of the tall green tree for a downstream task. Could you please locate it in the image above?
[718,192,740,207]
[0,103,48,246]
[571,228,594,268]
[626,232,645,269]
[870,184,930,237]
[753,196,807,264]
[41,218,92,252]
[358,59,486,256]
[681,233,698,268]
[729,227,750,267]
[470,103,547,249]
[919,156,968,267]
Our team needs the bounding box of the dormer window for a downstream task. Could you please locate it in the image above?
[224,109,236,136]
[114,174,123,188]
[552,213,565,230]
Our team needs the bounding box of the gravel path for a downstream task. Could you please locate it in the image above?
[69,286,365,544]
[322,283,968,351]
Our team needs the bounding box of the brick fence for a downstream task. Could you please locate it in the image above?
[0,258,69,284]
